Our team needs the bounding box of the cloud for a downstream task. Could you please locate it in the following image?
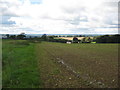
[0,16,15,25]
[94,28,118,34]
[0,0,119,34]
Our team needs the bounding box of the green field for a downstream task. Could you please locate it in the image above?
[2,40,118,88]
[2,40,42,88]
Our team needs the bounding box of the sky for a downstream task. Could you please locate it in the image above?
[0,0,119,34]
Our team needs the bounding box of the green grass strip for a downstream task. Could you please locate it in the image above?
[2,40,42,88]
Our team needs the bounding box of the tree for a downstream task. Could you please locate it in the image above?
[41,34,47,41]
[73,37,79,43]
[48,36,54,41]
[79,35,82,37]
[6,34,10,39]
[17,33,26,39]
[86,37,92,43]
[9,35,16,39]
[96,34,120,43]
[81,37,85,43]
[96,35,109,43]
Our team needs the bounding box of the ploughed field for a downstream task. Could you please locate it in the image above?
[2,40,118,88]
[37,42,118,88]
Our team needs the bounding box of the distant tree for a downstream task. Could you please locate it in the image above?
[79,35,82,37]
[74,35,79,37]
[9,35,16,39]
[6,34,10,39]
[41,34,47,41]
[73,37,78,43]
[54,35,58,37]
[17,33,26,40]
[48,36,54,39]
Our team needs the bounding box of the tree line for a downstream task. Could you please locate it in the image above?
[5,33,26,40]
[4,33,120,43]
[39,34,120,43]
[95,34,120,43]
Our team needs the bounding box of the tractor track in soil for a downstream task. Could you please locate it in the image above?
[43,48,107,88]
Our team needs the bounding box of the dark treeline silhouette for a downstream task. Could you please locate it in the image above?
[5,33,26,40]
[3,33,120,43]
[95,34,120,43]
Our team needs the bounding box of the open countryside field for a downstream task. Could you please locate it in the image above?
[2,40,119,88]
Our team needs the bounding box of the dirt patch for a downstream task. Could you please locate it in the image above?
[38,42,118,88]
[36,43,90,88]
[44,49,107,88]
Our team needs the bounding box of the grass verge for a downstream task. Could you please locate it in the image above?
[2,40,42,88]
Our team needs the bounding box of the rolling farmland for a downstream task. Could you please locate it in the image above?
[2,40,119,88]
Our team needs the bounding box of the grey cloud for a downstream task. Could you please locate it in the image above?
[103,2,118,7]
[40,14,88,25]
[0,0,19,16]
[2,10,18,16]
[62,6,86,14]
[69,27,91,33]
[103,13,117,25]
[0,16,16,25]
[69,16,88,25]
